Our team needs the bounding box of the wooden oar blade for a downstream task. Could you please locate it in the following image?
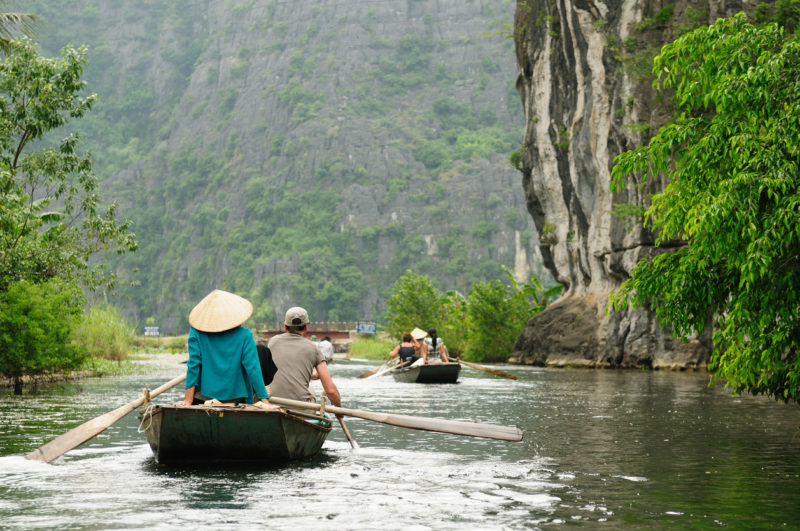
[459,360,517,380]
[357,359,393,378]
[25,374,185,463]
[364,359,407,380]
[268,397,523,442]
[364,366,390,379]
[366,362,402,380]
[25,404,138,463]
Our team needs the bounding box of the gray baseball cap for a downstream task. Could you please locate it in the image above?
[284,306,309,326]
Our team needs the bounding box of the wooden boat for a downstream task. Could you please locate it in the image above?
[392,362,461,383]
[138,403,332,464]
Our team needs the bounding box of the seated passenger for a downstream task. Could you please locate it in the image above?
[267,306,342,408]
[389,332,421,366]
[422,327,450,364]
[178,289,278,408]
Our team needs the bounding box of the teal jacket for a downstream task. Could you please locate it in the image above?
[185,326,268,403]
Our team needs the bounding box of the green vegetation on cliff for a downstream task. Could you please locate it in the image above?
[611,14,800,402]
[17,1,540,333]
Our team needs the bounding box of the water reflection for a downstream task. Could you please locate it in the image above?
[2,356,800,528]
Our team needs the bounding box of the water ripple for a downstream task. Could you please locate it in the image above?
[2,359,800,528]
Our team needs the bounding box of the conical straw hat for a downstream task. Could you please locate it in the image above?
[189,289,253,333]
[411,327,428,340]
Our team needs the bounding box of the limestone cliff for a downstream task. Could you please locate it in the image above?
[510,0,754,368]
[26,0,546,333]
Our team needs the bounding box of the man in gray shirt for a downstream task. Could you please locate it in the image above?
[267,306,342,407]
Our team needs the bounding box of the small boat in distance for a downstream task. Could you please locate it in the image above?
[392,362,461,384]
[139,403,332,464]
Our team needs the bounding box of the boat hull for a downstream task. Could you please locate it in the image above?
[139,404,332,464]
[392,362,461,383]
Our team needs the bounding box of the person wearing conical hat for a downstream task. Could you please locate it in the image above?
[267,306,342,409]
[178,289,279,408]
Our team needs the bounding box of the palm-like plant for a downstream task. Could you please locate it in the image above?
[0,3,37,55]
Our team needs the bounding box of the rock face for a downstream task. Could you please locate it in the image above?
[30,0,549,333]
[509,0,750,368]
[24,0,546,333]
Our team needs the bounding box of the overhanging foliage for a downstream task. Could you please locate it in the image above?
[610,14,800,402]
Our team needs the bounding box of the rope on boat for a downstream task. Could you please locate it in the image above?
[137,403,157,433]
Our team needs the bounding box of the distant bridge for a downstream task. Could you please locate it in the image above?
[257,321,357,340]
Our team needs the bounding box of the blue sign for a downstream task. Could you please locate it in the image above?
[356,322,377,334]
[144,326,160,337]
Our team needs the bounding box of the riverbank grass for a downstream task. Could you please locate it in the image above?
[73,303,136,362]
[349,335,395,360]
[132,335,188,353]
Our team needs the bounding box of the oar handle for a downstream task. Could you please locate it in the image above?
[149,374,188,397]
[267,396,523,442]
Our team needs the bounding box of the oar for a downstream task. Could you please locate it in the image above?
[382,359,411,374]
[25,373,186,463]
[268,396,523,442]
[338,417,359,449]
[458,359,517,380]
[365,363,405,380]
[357,358,394,378]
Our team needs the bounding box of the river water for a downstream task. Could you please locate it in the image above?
[2,354,800,530]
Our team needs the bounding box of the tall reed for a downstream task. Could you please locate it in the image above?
[73,303,136,362]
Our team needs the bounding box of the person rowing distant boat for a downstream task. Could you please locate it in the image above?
[389,332,421,366]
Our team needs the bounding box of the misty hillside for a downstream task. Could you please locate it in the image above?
[21,0,544,334]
